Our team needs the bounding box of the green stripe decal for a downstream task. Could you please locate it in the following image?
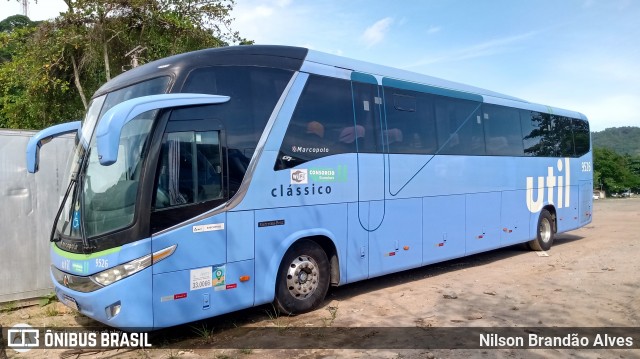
[51,243,122,260]
[382,77,483,102]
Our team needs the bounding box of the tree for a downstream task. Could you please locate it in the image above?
[0,14,39,32]
[593,147,640,194]
[592,126,640,157]
[0,0,247,130]
[0,23,77,129]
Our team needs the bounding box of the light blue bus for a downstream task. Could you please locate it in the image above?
[27,46,593,329]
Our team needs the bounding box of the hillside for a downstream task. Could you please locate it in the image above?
[592,126,640,156]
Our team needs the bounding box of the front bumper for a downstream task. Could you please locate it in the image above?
[51,265,154,330]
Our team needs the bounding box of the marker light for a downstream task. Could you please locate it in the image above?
[91,245,177,286]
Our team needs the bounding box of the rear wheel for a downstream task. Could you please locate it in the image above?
[274,240,330,315]
[528,209,555,251]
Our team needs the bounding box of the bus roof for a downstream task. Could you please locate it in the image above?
[305,49,526,102]
[96,45,585,120]
[303,49,584,119]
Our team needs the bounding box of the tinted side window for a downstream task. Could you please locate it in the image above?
[181,66,292,192]
[572,118,590,156]
[277,75,355,169]
[352,81,383,154]
[553,115,574,157]
[101,76,170,117]
[434,97,484,155]
[482,105,524,156]
[384,88,438,154]
[182,66,292,159]
[522,111,553,156]
[155,131,223,209]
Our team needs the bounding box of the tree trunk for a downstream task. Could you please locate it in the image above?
[103,40,111,81]
[71,55,88,110]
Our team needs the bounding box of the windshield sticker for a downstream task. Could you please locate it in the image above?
[213,266,226,291]
[193,223,225,233]
[290,169,308,184]
[190,267,212,291]
[72,202,81,230]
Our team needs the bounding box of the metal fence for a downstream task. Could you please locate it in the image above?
[0,130,74,303]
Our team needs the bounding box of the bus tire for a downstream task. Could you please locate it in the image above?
[274,239,330,315]
[528,209,555,251]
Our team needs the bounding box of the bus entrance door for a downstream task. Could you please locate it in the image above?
[352,75,385,231]
[345,74,385,282]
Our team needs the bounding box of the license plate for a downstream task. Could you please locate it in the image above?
[62,294,79,311]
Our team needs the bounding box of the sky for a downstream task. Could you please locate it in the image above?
[4,0,640,131]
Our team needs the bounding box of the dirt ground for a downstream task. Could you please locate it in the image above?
[2,198,639,358]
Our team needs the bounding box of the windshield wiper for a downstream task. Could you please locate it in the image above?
[50,179,75,243]
[50,167,94,253]
[77,170,95,253]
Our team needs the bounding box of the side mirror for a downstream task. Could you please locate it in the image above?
[26,121,81,173]
[95,93,230,166]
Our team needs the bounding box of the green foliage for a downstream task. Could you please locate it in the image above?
[592,126,640,157]
[39,292,59,307]
[191,323,214,342]
[0,14,40,32]
[44,305,60,317]
[0,0,245,130]
[0,300,18,312]
[593,146,640,193]
[592,126,640,194]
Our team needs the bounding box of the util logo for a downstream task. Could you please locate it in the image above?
[526,158,570,213]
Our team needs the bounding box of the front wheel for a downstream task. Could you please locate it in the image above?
[528,209,555,251]
[274,239,330,315]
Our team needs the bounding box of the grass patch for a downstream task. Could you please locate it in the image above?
[39,292,58,307]
[0,301,18,313]
[44,305,60,317]
[321,305,339,327]
[191,323,214,342]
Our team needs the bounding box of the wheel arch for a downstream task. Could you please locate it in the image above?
[304,235,340,286]
[254,229,340,306]
[542,204,557,232]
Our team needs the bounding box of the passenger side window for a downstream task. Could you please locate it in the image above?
[351,80,383,154]
[572,118,590,156]
[482,105,524,156]
[522,112,579,157]
[434,96,485,155]
[553,115,575,157]
[277,75,355,169]
[383,88,438,154]
[522,111,552,156]
[155,131,222,209]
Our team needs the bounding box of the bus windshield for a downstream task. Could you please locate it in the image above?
[53,77,170,245]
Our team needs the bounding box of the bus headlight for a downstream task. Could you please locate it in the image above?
[91,244,177,286]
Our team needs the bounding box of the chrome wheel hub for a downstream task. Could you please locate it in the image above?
[540,218,552,243]
[286,255,319,300]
